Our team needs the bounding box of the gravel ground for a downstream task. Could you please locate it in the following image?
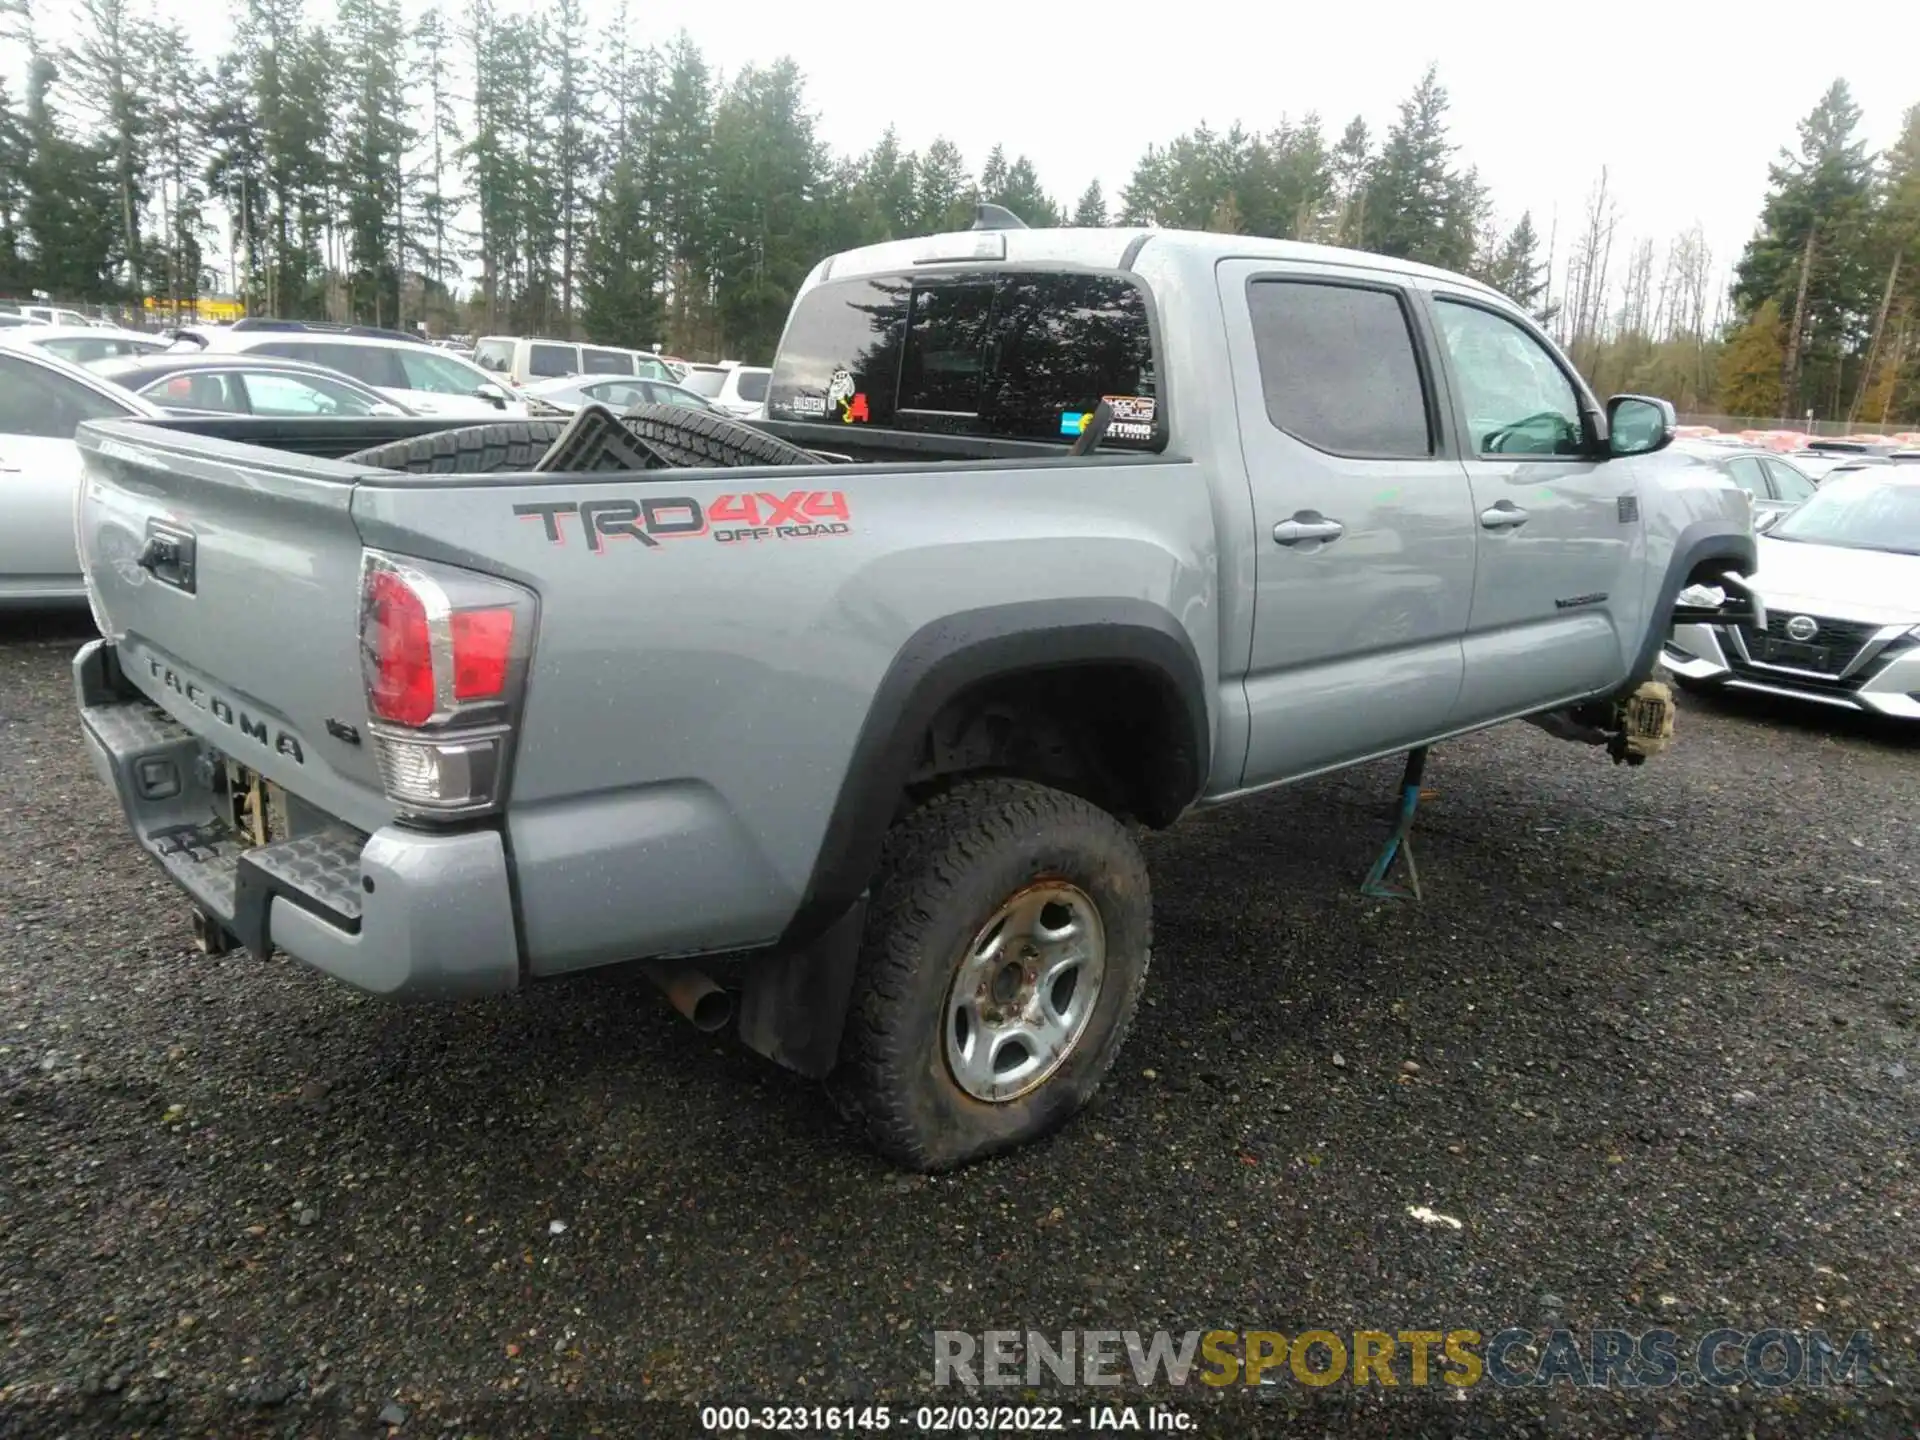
[2,610,1917,1440]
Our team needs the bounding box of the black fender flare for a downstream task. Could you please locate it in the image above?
[1624,519,1757,690]
[775,598,1210,952]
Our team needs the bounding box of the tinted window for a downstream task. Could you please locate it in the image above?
[1763,457,1815,503]
[473,339,512,373]
[140,370,248,413]
[735,368,769,404]
[582,347,632,375]
[899,285,993,413]
[0,353,130,436]
[1433,299,1585,456]
[286,342,406,390]
[528,343,576,378]
[242,371,383,415]
[1724,456,1768,498]
[986,273,1158,445]
[1245,280,1431,458]
[683,367,728,397]
[764,277,907,425]
[397,349,488,396]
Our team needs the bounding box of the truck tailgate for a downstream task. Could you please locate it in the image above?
[77,423,393,835]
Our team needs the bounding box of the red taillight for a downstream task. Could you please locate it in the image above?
[366,568,436,726]
[451,607,515,700]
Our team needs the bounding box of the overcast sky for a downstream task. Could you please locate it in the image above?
[13,0,1919,309]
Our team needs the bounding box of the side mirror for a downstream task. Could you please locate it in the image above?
[1607,394,1676,457]
[474,385,507,409]
[1753,508,1782,534]
[368,402,403,417]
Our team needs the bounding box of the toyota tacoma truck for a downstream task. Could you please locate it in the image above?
[71,219,1759,1170]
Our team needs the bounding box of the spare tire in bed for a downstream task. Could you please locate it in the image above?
[342,407,825,475]
[341,420,572,474]
[615,403,825,468]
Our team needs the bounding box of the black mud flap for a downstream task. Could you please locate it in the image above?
[735,898,868,1080]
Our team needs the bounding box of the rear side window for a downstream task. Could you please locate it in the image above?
[735,368,769,404]
[1763,458,1815,503]
[528,343,576,378]
[473,339,512,373]
[0,352,130,436]
[766,270,1161,446]
[683,367,728,398]
[1245,280,1432,458]
[276,342,406,390]
[582,347,631,374]
[1724,456,1768,497]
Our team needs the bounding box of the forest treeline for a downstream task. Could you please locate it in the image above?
[1,0,1916,423]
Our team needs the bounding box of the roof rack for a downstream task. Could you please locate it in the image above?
[227,317,431,345]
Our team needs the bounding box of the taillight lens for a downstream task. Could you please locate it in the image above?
[451,608,515,700]
[358,551,535,819]
[365,568,436,725]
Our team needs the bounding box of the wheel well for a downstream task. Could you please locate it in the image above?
[902,664,1201,827]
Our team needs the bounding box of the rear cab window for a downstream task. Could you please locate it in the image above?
[528,343,578,378]
[767,269,1163,448]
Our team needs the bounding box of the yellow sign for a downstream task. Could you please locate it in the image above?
[143,296,247,322]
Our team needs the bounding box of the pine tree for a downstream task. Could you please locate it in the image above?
[1485,210,1550,319]
[1731,80,1877,418]
[860,126,917,238]
[995,155,1059,226]
[1071,179,1107,227]
[913,138,970,234]
[1363,65,1478,269]
[65,0,150,293]
[1330,115,1370,246]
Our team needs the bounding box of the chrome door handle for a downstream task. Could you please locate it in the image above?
[1479,503,1529,530]
[1273,517,1345,546]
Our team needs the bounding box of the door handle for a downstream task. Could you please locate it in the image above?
[1273,516,1345,546]
[1479,502,1529,530]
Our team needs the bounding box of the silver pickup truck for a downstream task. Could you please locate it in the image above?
[72,221,1758,1170]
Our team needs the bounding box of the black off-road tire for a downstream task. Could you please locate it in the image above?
[830,778,1153,1172]
[616,402,824,468]
[342,420,571,474]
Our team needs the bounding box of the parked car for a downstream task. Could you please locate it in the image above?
[0,323,168,366]
[0,345,160,608]
[471,335,677,388]
[518,373,724,417]
[1673,439,1818,520]
[68,220,1758,1169]
[676,361,772,417]
[1666,467,1920,718]
[176,322,525,419]
[0,313,50,329]
[88,352,416,417]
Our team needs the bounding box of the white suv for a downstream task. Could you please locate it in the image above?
[181,323,526,418]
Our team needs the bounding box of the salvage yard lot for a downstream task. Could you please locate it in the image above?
[2,611,1917,1439]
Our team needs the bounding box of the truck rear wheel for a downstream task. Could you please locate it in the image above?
[832,778,1152,1171]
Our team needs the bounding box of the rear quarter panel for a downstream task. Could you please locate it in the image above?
[350,458,1220,973]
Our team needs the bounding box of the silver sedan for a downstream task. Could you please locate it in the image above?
[518,373,724,417]
[1665,468,1920,719]
[0,343,161,609]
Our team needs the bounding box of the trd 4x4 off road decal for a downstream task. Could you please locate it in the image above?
[514,491,852,552]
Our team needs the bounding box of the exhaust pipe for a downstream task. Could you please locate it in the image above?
[645,964,733,1033]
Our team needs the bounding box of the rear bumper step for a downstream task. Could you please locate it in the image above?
[76,641,521,999]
